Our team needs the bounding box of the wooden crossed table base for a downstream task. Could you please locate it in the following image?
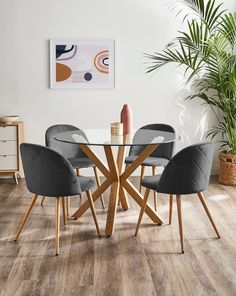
[72,143,164,236]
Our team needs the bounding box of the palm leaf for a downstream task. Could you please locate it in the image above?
[169,0,226,28]
[218,13,236,47]
[146,0,236,153]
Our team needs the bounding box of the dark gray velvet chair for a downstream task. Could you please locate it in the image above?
[41,124,105,209]
[15,143,101,255]
[135,142,220,253]
[125,124,175,210]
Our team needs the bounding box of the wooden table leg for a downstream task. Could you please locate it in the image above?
[120,144,164,225]
[119,187,129,210]
[105,181,120,236]
[79,145,110,178]
[121,144,159,180]
[117,146,129,210]
[104,146,120,236]
[72,178,111,218]
[122,179,164,224]
[72,144,112,218]
[93,166,105,209]
[72,143,164,236]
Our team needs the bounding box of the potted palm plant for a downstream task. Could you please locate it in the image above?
[146,0,236,186]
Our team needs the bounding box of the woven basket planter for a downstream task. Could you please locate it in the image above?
[219,152,236,186]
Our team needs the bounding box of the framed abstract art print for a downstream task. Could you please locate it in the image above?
[50,39,115,89]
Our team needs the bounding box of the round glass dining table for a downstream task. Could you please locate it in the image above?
[55,128,179,236]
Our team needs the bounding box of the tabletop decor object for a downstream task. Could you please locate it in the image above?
[0,115,20,123]
[50,39,115,89]
[111,122,123,136]
[121,104,132,135]
[146,0,236,186]
[110,135,123,145]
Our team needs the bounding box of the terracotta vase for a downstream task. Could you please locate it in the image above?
[120,104,132,135]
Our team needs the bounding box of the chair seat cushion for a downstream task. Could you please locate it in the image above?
[68,157,95,169]
[125,156,169,167]
[141,175,162,190]
[77,176,95,192]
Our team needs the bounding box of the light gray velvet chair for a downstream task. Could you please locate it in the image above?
[15,143,101,255]
[41,124,105,210]
[125,124,175,210]
[135,142,220,253]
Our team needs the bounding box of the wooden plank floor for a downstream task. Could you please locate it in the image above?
[0,176,235,296]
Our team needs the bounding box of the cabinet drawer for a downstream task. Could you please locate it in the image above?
[0,141,17,155]
[0,126,17,140]
[0,155,17,170]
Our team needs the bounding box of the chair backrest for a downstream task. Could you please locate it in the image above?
[156,142,214,195]
[20,143,81,197]
[129,124,175,160]
[45,124,88,159]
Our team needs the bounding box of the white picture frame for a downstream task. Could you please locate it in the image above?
[50,39,115,89]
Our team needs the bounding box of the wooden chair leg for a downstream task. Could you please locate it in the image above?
[55,197,61,255]
[139,165,145,193]
[76,168,82,203]
[169,194,174,224]
[61,197,67,226]
[41,196,46,206]
[197,192,220,238]
[15,194,38,241]
[176,195,184,253]
[93,167,105,209]
[86,190,101,237]
[76,166,81,201]
[152,166,157,211]
[66,196,70,216]
[135,188,150,236]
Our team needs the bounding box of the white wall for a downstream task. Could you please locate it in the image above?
[0,0,235,175]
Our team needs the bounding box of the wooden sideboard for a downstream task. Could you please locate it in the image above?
[0,122,24,184]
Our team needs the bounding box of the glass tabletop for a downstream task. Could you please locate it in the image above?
[54,128,179,146]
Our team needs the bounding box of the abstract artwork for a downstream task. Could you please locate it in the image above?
[50,39,114,89]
